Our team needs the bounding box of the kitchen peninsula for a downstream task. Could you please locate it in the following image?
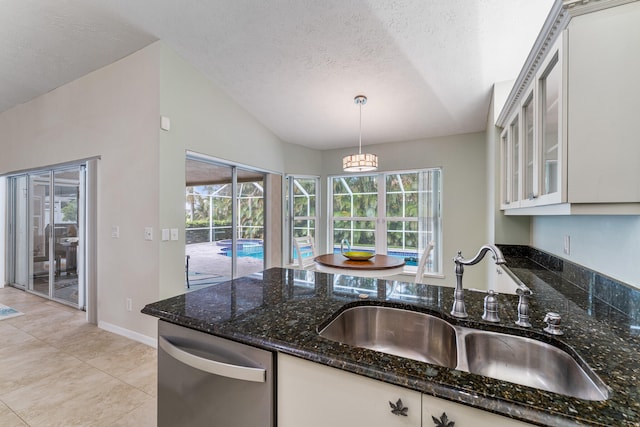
[143,247,640,426]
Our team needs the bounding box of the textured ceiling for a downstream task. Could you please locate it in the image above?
[1,0,554,150]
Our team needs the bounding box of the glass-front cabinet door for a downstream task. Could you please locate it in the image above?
[500,132,510,207]
[539,49,562,204]
[522,93,536,204]
[510,115,520,204]
[499,37,564,211]
[500,112,522,210]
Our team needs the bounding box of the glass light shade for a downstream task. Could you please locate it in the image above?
[343,153,378,172]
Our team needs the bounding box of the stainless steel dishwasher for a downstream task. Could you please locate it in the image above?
[158,320,274,426]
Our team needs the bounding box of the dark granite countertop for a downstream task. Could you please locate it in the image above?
[142,247,640,426]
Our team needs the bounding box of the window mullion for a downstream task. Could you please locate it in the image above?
[376,174,386,254]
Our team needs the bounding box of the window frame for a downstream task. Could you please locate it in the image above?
[285,175,320,265]
[327,168,442,277]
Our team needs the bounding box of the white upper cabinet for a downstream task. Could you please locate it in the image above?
[497,0,640,215]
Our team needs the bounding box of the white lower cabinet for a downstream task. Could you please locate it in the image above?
[278,353,535,427]
[278,353,421,427]
[422,394,534,427]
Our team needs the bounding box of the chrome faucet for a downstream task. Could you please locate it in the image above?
[452,245,506,318]
[515,286,533,327]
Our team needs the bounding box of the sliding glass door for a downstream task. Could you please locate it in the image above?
[29,171,52,297]
[10,176,29,288]
[8,165,85,308]
[51,168,83,304]
[185,157,265,289]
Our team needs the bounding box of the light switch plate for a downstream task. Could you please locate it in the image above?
[160,115,171,131]
[170,228,179,241]
[111,226,119,238]
[144,227,153,241]
[162,229,170,241]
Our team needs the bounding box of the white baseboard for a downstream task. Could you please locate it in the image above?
[98,320,157,348]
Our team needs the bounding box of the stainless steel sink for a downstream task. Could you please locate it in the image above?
[461,330,609,401]
[318,305,609,401]
[319,305,457,368]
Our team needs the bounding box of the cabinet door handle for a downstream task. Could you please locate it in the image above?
[431,412,455,427]
[389,398,408,416]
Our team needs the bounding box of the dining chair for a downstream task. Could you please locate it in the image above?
[415,241,435,284]
[293,235,317,270]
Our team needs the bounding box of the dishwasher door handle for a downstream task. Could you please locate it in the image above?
[158,336,266,383]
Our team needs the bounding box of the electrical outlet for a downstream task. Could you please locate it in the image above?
[144,227,153,241]
[125,298,132,311]
[563,235,570,255]
[111,226,119,238]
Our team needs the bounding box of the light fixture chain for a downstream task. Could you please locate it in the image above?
[359,100,363,154]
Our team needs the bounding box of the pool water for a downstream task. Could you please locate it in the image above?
[221,244,264,259]
[224,244,418,266]
[332,249,418,266]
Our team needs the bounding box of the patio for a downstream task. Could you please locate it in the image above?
[185,242,265,290]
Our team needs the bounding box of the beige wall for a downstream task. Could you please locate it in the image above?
[321,132,490,289]
[0,44,162,340]
[157,44,322,302]
[0,42,323,341]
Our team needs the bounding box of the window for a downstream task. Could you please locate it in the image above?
[286,176,319,264]
[329,169,441,275]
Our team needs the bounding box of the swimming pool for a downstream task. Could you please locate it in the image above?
[220,240,264,259]
[332,249,418,266]
[223,242,418,266]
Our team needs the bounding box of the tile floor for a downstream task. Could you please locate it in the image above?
[0,286,157,426]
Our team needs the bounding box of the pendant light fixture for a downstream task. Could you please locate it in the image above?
[343,95,378,172]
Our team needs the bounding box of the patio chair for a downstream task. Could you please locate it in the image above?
[415,241,435,284]
[293,235,317,270]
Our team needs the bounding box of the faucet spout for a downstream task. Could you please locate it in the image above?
[454,244,506,267]
[451,244,506,319]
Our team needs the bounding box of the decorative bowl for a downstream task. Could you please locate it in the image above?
[342,251,375,261]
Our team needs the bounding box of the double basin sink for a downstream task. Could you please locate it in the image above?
[318,305,609,401]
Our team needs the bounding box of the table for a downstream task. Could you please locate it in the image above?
[313,253,405,277]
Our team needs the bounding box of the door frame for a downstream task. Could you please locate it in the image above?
[185,152,280,283]
[4,158,98,319]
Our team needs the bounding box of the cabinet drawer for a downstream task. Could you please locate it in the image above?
[278,354,421,427]
[423,394,534,427]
